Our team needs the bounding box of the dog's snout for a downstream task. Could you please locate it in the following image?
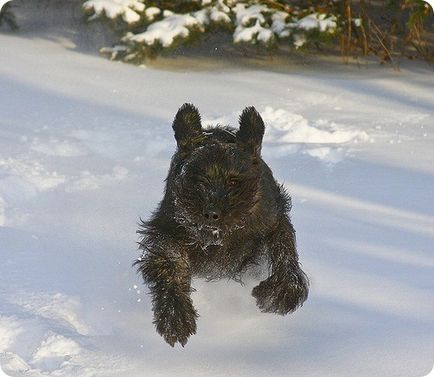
[203,208,221,222]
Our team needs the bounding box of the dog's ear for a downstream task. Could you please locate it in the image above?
[237,106,265,157]
[172,103,204,152]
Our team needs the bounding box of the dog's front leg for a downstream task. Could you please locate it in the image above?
[136,243,198,346]
[252,218,309,315]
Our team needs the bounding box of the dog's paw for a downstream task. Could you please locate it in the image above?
[154,304,198,347]
[252,270,308,315]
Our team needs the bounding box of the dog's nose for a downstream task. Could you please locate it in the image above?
[203,208,221,223]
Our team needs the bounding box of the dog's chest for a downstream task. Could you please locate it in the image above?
[188,235,263,280]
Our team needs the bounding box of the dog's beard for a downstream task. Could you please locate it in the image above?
[173,201,244,250]
[194,225,224,248]
[175,210,225,249]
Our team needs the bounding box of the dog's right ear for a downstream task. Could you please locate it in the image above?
[172,103,204,153]
[237,106,265,157]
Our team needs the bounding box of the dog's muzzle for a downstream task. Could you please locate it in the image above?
[197,226,224,248]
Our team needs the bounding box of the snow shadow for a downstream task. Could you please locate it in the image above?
[7,0,117,53]
[1,50,433,375]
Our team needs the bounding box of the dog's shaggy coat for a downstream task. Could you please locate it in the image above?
[136,104,309,346]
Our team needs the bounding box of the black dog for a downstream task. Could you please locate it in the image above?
[136,104,308,346]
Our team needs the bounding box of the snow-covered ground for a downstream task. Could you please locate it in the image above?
[1,27,434,377]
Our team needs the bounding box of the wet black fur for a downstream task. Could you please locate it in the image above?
[135,104,309,347]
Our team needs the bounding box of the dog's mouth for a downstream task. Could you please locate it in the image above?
[174,211,225,248]
[197,225,224,247]
[175,209,246,249]
[180,216,247,250]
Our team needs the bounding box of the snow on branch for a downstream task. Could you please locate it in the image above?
[83,0,339,61]
[296,13,337,33]
[83,0,146,24]
[233,4,274,44]
[125,13,203,48]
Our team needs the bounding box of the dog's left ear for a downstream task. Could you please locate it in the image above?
[172,103,204,152]
[237,106,265,157]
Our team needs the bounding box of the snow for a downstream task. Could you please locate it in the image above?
[353,18,362,27]
[0,196,5,226]
[231,7,337,45]
[162,9,174,17]
[234,20,274,44]
[0,317,22,352]
[100,45,128,60]
[205,106,369,163]
[1,21,434,377]
[296,13,337,33]
[32,335,82,371]
[233,4,268,26]
[262,106,369,144]
[144,6,160,21]
[209,8,231,24]
[127,13,202,47]
[0,1,10,12]
[82,0,145,24]
[233,4,275,44]
[271,11,291,38]
[82,1,338,50]
[293,33,307,48]
[126,2,232,50]
[281,13,338,48]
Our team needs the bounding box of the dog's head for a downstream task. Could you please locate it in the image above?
[170,103,265,248]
